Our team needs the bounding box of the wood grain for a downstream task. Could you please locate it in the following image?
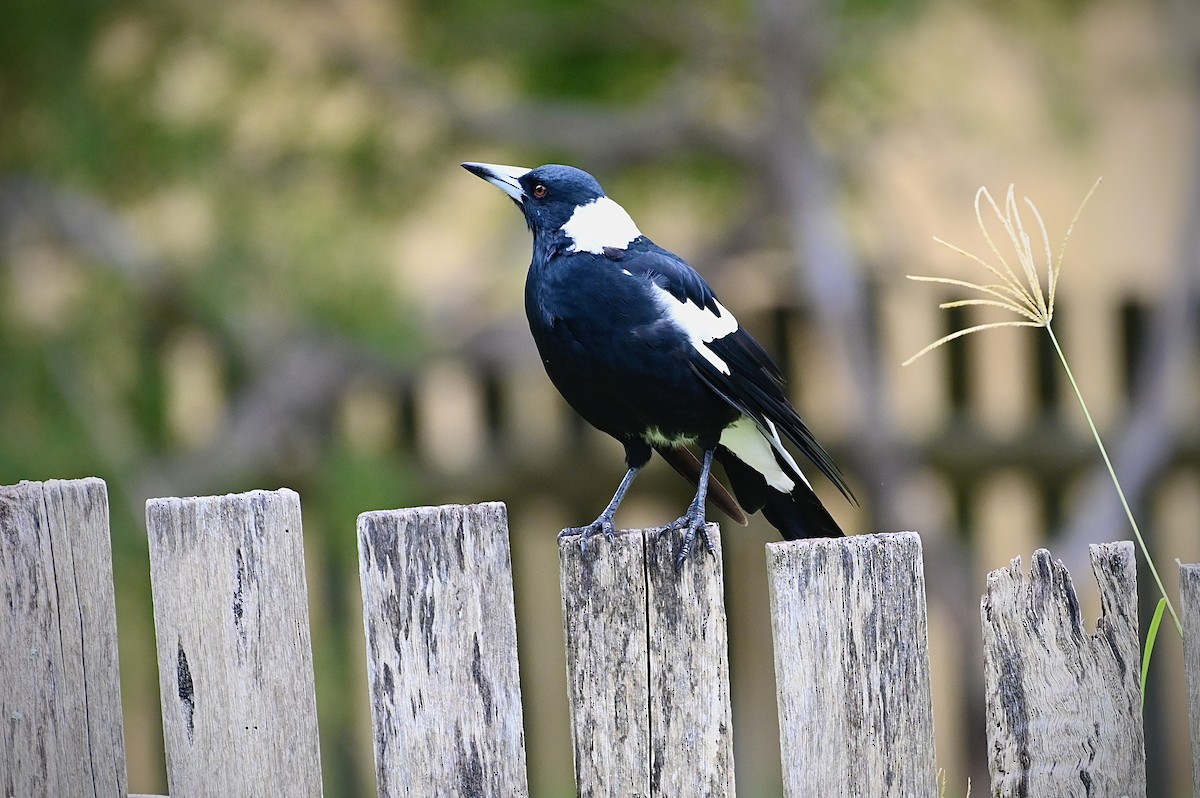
[146,488,322,798]
[766,532,937,798]
[559,525,734,797]
[358,502,529,797]
[646,527,735,797]
[1178,562,1200,798]
[981,542,1145,798]
[0,477,128,798]
[559,528,650,797]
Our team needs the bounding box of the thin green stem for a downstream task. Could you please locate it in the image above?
[1046,324,1183,637]
[1141,597,1168,709]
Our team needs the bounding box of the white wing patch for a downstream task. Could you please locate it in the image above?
[720,417,796,492]
[762,417,811,489]
[561,197,642,254]
[720,416,800,493]
[650,283,738,374]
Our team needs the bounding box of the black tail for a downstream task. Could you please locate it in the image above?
[715,446,845,539]
[760,482,844,539]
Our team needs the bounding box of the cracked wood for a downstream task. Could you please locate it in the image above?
[766,531,937,798]
[358,502,529,797]
[981,542,1144,798]
[146,489,321,797]
[559,525,735,797]
[0,478,128,797]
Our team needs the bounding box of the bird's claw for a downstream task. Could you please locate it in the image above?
[559,514,618,555]
[658,505,715,567]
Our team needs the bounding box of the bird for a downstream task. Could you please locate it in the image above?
[462,161,855,563]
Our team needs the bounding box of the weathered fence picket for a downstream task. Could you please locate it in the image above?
[1179,562,1200,796]
[357,502,529,797]
[145,489,322,798]
[7,476,1200,796]
[981,542,1145,798]
[765,531,938,798]
[558,529,650,795]
[0,478,128,798]
[558,525,735,797]
[644,528,735,797]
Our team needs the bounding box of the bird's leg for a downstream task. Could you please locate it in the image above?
[659,446,717,566]
[559,465,641,554]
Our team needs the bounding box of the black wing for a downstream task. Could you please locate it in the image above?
[698,328,856,503]
[615,241,854,504]
[611,243,726,317]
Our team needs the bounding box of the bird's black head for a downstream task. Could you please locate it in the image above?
[462,162,643,254]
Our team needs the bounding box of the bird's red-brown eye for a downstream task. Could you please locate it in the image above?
[532,184,548,198]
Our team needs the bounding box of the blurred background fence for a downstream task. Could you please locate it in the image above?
[3,0,1200,794]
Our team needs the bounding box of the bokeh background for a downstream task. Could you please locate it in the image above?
[4,0,1200,794]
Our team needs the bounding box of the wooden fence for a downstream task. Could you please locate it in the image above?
[2,476,1197,797]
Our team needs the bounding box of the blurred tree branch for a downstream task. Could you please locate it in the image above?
[0,177,165,293]
[0,178,406,520]
[753,0,985,767]
[1057,0,1200,573]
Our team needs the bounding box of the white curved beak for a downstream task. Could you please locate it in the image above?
[461,162,530,204]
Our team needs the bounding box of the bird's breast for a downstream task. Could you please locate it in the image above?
[522,257,737,441]
[525,255,658,342]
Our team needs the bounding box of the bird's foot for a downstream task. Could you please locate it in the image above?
[658,503,715,568]
[559,513,618,555]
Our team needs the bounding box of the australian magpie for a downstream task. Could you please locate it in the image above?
[463,161,855,562]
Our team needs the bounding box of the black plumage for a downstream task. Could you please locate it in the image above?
[463,161,855,562]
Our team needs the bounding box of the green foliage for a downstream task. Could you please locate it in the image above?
[1141,597,1168,710]
[412,0,688,102]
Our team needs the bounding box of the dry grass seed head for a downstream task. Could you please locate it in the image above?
[903,179,1101,367]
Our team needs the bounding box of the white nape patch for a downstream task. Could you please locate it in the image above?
[721,416,796,492]
[561,197,642,254]
[650,284,738,374]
